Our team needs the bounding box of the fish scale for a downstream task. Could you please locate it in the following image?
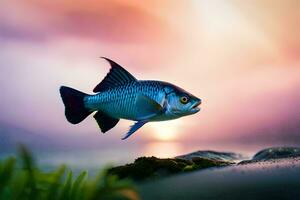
[85,81,165,120]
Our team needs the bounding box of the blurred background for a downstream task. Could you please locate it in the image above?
[0,0,300,171]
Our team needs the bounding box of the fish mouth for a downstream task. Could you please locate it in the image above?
[191,100,202,113]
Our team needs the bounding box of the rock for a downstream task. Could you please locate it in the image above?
[191,157,232,167]
[108,157,191,181]
[176,150,244,163]
[139,156,300,200]
[253,147,300,160]
[239,147,300,164]
[108,156,232,181]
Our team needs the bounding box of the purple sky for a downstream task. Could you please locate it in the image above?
[1,0,300,156]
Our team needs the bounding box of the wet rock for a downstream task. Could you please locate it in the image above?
[139,156,300,200]
[191,157,232,166]
[108,156,232,181]
[108,157,191,181]
[176,150,244,163]
[252,147,300,160]
[239,147,300,164]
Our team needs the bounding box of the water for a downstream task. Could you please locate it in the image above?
[0,141,263,175]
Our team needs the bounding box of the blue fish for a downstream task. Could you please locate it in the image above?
[60,57,202,140]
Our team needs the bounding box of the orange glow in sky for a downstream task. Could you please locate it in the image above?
[148,121,182,141]
[143,142,183,158]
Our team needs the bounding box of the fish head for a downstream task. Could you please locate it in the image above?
[163,84,202,118]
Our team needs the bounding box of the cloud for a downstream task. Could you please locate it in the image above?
[0,0,170,44]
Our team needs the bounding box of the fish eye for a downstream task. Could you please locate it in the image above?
[180,96,189,104]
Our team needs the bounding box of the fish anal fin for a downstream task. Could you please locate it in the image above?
[122,121,148,140]
[93,111,119,133]
[93,57,137,93]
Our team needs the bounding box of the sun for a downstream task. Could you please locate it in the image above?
[149,121,181,141]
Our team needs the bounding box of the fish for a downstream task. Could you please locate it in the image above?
[59,57,202,140]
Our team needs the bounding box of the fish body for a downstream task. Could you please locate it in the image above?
[84,81,165,121]
[60,57,201,140]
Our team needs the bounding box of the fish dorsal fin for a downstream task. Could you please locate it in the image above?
[93,57,137,93]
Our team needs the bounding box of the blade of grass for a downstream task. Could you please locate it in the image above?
[0,157,15,193]
[18,144,38,200]
[59,171,72,200]
[46,165,66,200]
[70,171,87,200]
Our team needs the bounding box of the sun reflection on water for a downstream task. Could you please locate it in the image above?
[143,141,184,158]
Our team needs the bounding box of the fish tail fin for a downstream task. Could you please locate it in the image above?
[59,86,92,124]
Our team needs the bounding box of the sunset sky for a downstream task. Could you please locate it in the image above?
[1,0,300,158]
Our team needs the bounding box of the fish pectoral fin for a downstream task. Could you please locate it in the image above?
[93,111,120,133]
[122,121,148,140]
[135,94,163,119]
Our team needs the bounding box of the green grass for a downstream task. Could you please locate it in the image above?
[0,145,139,200]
